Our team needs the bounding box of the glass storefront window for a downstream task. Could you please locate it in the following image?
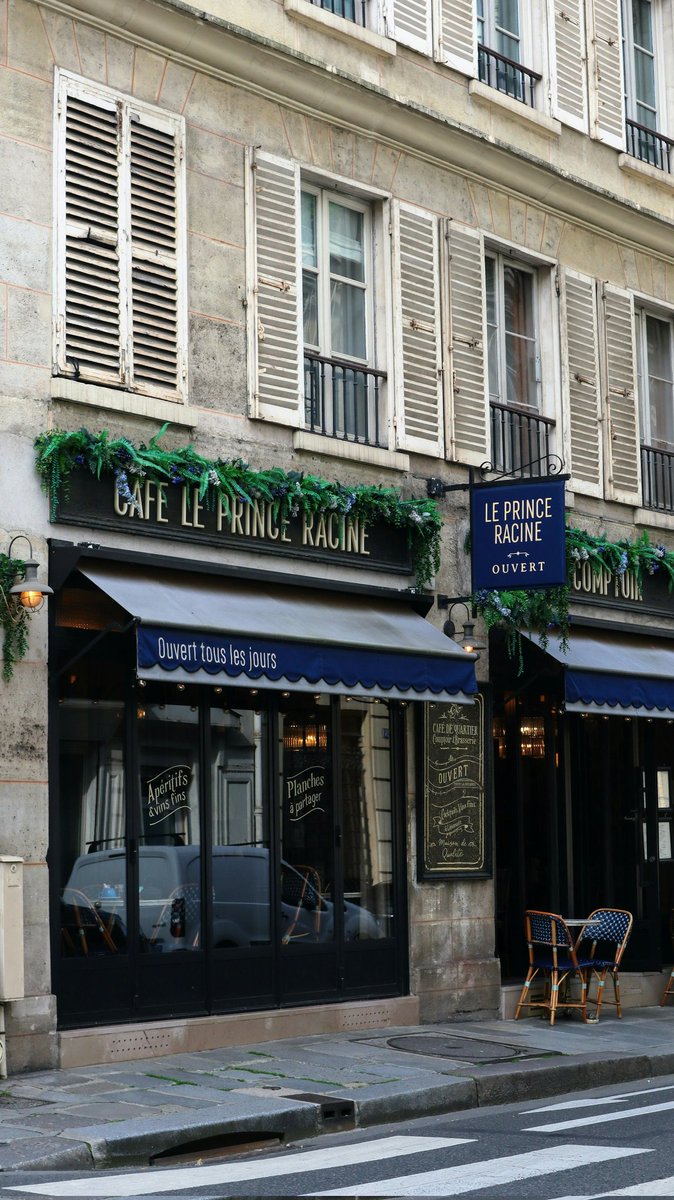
[137,700,201,953]
[341,698,393,938]
[59,698,127,957]
[211,704,271,947]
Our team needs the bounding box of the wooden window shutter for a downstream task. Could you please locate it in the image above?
[600,283,641,505]
[562,270,602,495]
[588,0,625,148]
[392,203,443,456]
[446,222,489,467]
[129,113,184,396]
[386,0,434,54]
[247,150,302,426]
[57,72,185,399]
[436,0,476,75]
[550,0,589,131]
[58,79,123,384]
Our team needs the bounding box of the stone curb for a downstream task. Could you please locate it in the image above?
[2,1045,674,1172]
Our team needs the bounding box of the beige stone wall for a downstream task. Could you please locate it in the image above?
[0,0,672,1065]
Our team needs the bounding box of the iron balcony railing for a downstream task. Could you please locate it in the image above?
[304,352,386,447]
[641,444,674,512]
[626,118,674,174]
[478,44,541,108]
[310,0,366,25]
[490,401,555,478]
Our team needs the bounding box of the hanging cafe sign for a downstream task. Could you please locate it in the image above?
[470,476,567,592]
[34,427,444,585]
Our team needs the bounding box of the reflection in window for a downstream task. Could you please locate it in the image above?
[211,707,271,947]
[341,698,393,938]
[59,699,127,957]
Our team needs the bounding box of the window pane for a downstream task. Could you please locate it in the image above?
[329,203,364,282]
[331,280,366,359]
[646,315,674,444]
[634,49,656,111]
[59,700,127,958]
[211,706,271,948]
[280,697,333,944]
[496,0,520,38]
[505,331,537,407]
[303,270,318,347]
[137,702,201,954]
[632,0,653,53]
[503,266,534,339]
[301,192,317,268]
[340,698,391,939]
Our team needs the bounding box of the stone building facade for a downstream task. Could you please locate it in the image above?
[1,0,674,1071]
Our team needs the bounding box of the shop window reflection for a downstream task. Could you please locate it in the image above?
[340,697,393,938]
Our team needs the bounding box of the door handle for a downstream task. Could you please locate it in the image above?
[129,838,137,865]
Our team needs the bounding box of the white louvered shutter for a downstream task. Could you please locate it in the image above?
[392,203,444,456]
[550,0,589,131]
[601,283,641,505]
[562,270,602,495]
[247,150,302,426]
[129,113,184,396]
[588,0,625,148]
[56,72,185,398]
[385,0,434,54]
[446,222,489,466]
[58,78,123,385]
[436,0,476,75]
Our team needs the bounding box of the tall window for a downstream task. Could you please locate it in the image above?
[486,252,553,476]
[477,0,539,106]
[622,0,670,168]
[637,308,674,510]
[55,71,186,399]
[301,186,382,443]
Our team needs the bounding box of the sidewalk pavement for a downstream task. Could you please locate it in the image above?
[2,1007,674,1173]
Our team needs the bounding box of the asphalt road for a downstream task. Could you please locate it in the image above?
[3,1074,674,1199]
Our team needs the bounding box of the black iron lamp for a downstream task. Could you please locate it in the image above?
[437,595,484,654]
[4,535,53,612]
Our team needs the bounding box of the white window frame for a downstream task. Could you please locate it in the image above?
[484,244,559,470]
[54,69,188,403]
[635,303,674,449]
[621,0,662,131]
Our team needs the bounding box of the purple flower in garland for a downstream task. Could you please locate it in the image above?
[74,453,86,466]
[114,468,141,514]
[617,550,629,576]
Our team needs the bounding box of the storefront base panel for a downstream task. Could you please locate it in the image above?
[58,995,421,1070]
[5,995,59,1075]
[499,973,667,1019]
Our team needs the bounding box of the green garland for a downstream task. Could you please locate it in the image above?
[0,555,29,683]
[34,426,443,588]
[472,525,674,673]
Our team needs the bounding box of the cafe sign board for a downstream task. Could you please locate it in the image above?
[417,694,491,880]
[471,477,567,592]
[53,472,413,576]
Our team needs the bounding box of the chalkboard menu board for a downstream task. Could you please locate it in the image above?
[418,694,491,879]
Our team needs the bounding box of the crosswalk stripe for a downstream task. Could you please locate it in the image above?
[523,1084,674,1114]
[310,1143,650,1197]
[525,1098,674,1133]
[556,1177,674,1198]
[4,1135,468,1198]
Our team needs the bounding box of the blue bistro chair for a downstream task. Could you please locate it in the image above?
[515,910,594,1025]
[575,908,633,1020]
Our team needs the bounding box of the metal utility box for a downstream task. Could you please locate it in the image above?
[0,857,24,1001]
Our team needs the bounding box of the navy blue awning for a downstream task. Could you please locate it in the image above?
[80,563,478,703]
[527,631,674,718]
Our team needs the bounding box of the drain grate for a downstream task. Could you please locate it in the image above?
[292,1093,356,1130]
[385,1033,553,1064]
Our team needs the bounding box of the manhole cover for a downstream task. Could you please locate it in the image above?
[386,1034,548,1063]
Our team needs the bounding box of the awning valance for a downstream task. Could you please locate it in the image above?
[79,562,478,703]
[527,630,674,718]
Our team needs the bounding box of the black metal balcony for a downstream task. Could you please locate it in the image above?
[641,444,674,511]
[626,118,674,174]
[478,44,540,108]
[490,401,555,478]
[310,0,366,25]
[304,353,386,447]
